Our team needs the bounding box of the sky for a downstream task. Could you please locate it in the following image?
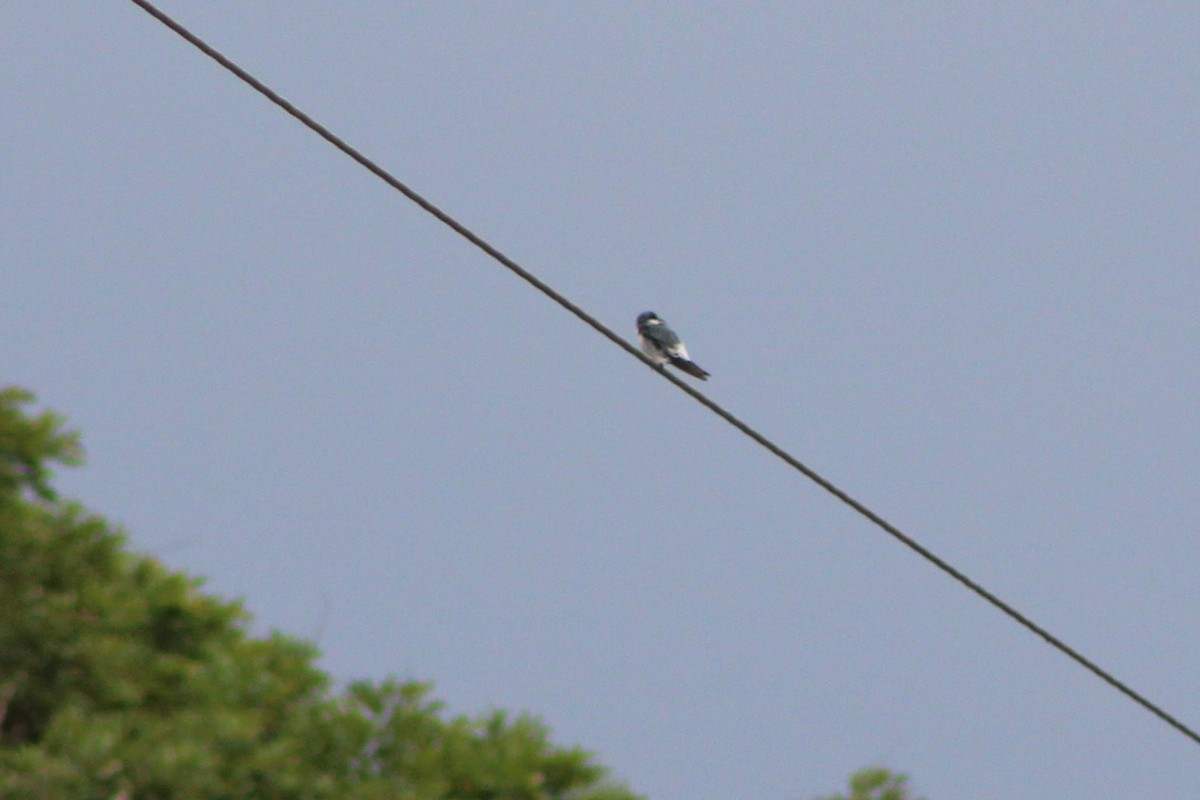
[4,3,1200,798]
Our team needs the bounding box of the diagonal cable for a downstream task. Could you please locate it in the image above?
[127,0,1200,748]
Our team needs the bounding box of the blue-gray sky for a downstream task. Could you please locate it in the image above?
[5,4,1200,798]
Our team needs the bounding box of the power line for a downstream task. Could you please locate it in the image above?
[128,0,1200,749]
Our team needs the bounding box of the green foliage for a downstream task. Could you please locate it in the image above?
[0,387,81,502]
[0,388,640,800]
[816,767,924,800]
[0,388,917,800]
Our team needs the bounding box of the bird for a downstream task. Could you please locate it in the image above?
[636,311,710,380]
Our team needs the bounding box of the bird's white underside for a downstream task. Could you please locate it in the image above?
[639,334,690,363]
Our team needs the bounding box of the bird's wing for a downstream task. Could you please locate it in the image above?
[644,325,683,353]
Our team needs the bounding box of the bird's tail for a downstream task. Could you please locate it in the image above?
[670,356,710,380]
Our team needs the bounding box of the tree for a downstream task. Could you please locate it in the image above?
[0,387,923,800]
[0,388,639,800]
[815,767,924,800]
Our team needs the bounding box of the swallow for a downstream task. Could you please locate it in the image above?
[636,311,710,380]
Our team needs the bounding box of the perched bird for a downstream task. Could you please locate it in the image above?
[636,311,710,380]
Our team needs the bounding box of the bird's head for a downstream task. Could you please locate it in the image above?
[636,311,661,328]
